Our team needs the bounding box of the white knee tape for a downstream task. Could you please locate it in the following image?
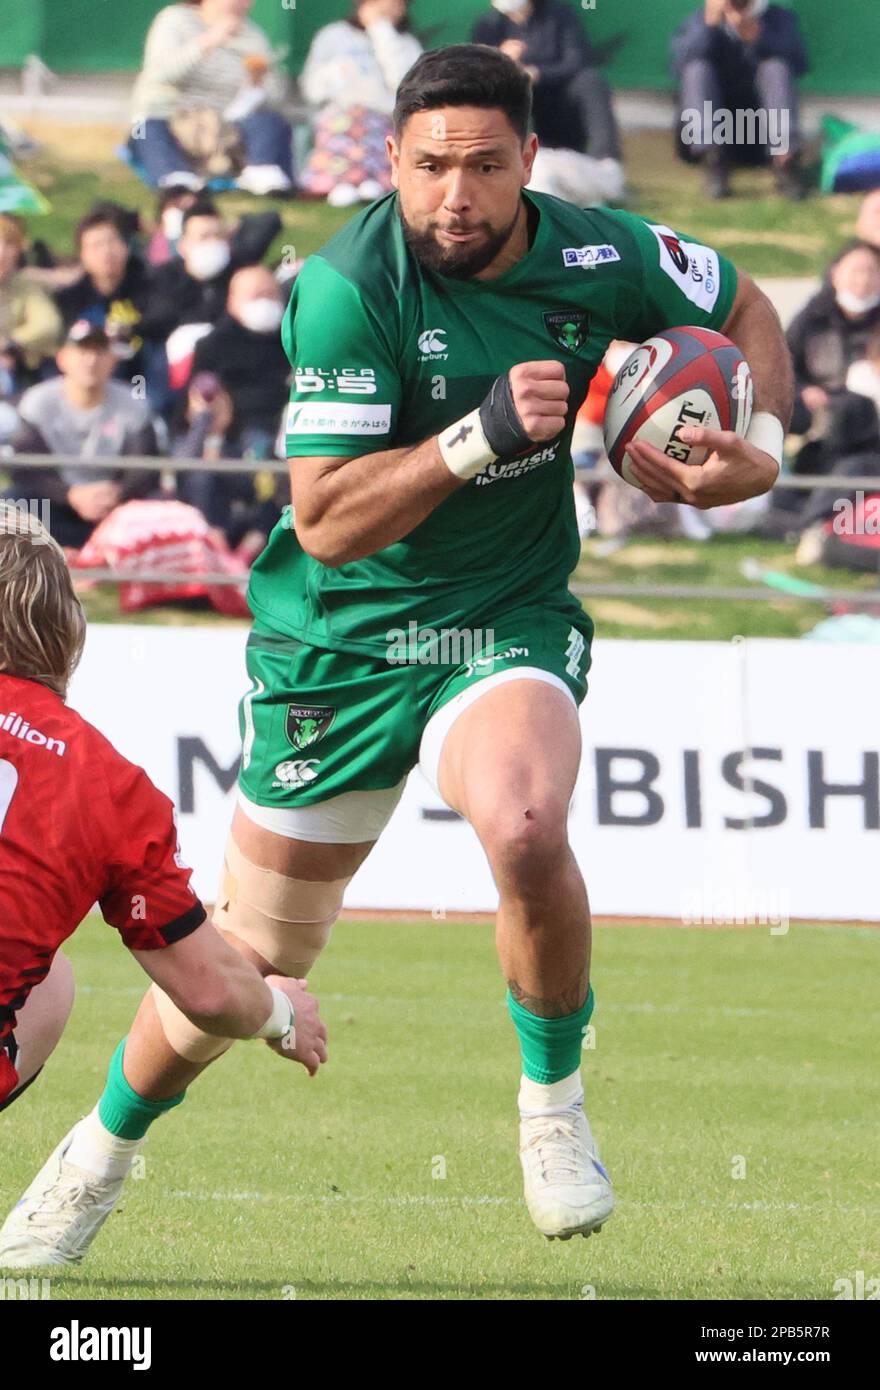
[150,985,235,1064]
[212,835,351,977]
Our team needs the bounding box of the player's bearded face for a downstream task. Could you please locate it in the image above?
[400,205,521,280]
[393,108,533,280]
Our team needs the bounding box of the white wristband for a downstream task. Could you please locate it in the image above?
[253,986,295,1041]
[437,408,499,481]
[745,411,785,466]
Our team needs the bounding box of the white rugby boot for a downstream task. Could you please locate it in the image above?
[0,1124,139,1268]
[519,1075,614,1240]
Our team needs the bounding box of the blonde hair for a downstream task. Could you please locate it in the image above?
[0,502,86,698]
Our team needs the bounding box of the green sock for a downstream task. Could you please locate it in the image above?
[507,986,595,1085]
[97,1038,186,1141]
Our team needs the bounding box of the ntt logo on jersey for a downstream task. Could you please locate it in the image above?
[418,329,448,360]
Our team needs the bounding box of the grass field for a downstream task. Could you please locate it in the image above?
[3,915,877,1301]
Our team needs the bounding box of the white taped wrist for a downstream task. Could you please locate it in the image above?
[253,986,294,1041]
[437,408,498,481]
[745,411,785,466]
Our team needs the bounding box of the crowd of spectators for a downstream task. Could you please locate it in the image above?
[0,191,290,572]
[3,0,879,589]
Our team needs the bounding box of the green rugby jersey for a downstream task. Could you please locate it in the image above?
[249,191,737,653]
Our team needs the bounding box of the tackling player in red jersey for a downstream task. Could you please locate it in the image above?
[0,502,326,1264]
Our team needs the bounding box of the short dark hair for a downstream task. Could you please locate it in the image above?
[182,198,221,228]
[393,44,532,143]
[75,202,138,248]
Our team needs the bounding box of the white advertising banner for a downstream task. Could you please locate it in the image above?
[69,627,879,922]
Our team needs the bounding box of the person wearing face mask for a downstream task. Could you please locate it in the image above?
[670,0,809,200]
[142,198,281,349]
[472,0,623,204]
[189,264,290,442]
[753,241,880,535]
[788,242,880,425]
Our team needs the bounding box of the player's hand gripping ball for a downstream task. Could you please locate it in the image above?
[603,327,753,490]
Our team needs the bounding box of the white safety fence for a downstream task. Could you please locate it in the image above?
[68,626,880,922]
[6,453,879,605]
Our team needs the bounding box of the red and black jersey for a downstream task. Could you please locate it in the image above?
[0,673,206,1098]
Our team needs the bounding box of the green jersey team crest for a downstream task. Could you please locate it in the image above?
[286,704,336,750]
[543,310,590,354]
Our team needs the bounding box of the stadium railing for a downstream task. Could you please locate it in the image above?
[5,453,879,601]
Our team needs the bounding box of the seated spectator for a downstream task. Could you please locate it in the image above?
[670,0,808,200]
[299,0,422,207]
[145,185,199,265]
[190,265,288,442]
[130,0,294,195]
[173,371,282,560]
[55,206,154,390]
[473,0,623,205]
[846,326,880,417]
[0,214,62,386]
[5,321,160,551]
[143,198,281,342]
[788,242,880,435]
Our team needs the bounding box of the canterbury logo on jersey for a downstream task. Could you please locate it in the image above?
[418,329,448,360]
[273,759,321,790]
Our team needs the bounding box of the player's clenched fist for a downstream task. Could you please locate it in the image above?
[438,359,570,480]
[264,974,328,1075]
[506,360,570,444]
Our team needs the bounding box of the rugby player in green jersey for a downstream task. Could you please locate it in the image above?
[3,44,792,1264]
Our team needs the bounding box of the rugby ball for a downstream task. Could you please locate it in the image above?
[603,327,753,488]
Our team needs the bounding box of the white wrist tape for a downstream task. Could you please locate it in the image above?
[437,408,499,481]
[745,411,785,465]
[253,986,295,1041]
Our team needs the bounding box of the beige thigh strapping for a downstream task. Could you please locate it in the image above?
[212,834,351,976]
